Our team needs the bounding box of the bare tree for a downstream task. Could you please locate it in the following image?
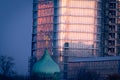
[0,55,15,76]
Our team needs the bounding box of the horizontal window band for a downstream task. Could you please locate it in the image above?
[37,39,101,42]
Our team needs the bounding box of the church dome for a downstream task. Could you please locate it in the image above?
[32,49,60,74]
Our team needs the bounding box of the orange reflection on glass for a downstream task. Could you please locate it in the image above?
[57,0,98,57]
[36,1,54,58]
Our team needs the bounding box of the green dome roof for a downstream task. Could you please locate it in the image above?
[32,49,60,74]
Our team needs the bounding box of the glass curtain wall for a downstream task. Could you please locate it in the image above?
[32,0,54,59]
[32,0,102,60]
[53,0,102,58]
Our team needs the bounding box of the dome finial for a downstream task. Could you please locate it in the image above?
[45,35,50,48]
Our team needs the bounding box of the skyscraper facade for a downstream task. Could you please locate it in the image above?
[117,0,120,55]
[102,0,120,56]
[31,0,102,61]
[30,0,120,79]
[32,0,54,60]
[54,0,102,58]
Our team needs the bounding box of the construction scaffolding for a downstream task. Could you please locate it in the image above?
[102,0,120,56]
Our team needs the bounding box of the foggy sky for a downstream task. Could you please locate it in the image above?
[0,0,32,75]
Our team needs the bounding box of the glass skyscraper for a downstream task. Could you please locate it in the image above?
[30,0,120,79]
[31,0,102,61]
[32,0,54,59]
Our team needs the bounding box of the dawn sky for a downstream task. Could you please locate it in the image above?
[0,0,32,75]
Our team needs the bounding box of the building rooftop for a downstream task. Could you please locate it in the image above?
[69,56,120,63]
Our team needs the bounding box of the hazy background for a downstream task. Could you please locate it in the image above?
[0,0,32,75]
